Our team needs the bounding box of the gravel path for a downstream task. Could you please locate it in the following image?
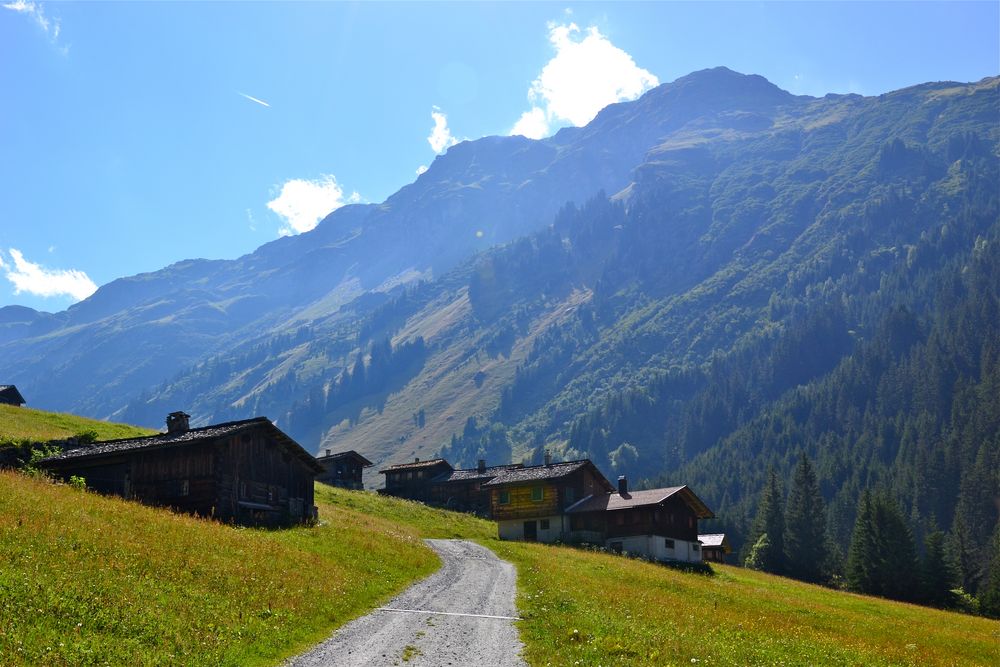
[287,539,527,667]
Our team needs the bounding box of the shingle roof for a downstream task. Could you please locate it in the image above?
[566,485,715,519]
[698,533,728,548]
[40,417,323,472]
[482,460,610,488]
[435,464,523,483]
[379,458,452,474]
[317,450,373,467]
[0,385,25,404]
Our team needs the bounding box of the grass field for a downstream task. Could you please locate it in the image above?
[317,486,1000,667]
[0,404,157,443]
[0,473,438,666]
[1,402,997,666]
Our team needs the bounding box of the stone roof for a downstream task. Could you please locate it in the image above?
[566,485,715,519]
[379,458,452,474]
[698,533,729,548]
[40,417,323,472]
[482,460,610,488]
[317,450,373,467]
[435,464,523,483]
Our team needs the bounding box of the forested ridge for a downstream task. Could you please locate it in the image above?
[37,71,997,608]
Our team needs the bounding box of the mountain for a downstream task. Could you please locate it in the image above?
[2,68,998,580]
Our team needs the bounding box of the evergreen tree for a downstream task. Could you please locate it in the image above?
[784,455,828,583]
[847,490,877,592]
[746,469,786,574]
[920,530,956,607]
[979,528,1000,618]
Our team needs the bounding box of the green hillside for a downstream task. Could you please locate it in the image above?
[0,473,437,666]
[0,404,157,443]
[1,469,997,666]
[326,485,1000,666]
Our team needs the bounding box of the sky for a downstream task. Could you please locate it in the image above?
[1,2,997,312]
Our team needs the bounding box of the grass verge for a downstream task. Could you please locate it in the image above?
[0,475,437,666]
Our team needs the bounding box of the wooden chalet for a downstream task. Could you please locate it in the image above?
[378,458,453,503]
[0,385,25,407]
[427,460,524,515]
[316,449,372,490]
[698,533,732,563]
[483,455,614,543]
[565,476,715,563]
[40,411,322,527]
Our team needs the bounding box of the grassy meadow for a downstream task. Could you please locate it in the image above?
[0,404,157,443]
[0,473,438,666]
[317,485,1000,667]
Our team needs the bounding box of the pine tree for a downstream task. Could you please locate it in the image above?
[920,530,956,607]
[873,493,919,601]
[746,469,786,574]
[979,528,1000,618]
[847,490,876,592]
[784,455,828,583]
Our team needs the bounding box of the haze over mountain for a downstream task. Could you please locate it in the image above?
[2,68,998,579]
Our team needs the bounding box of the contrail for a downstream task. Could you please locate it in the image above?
[237,91,271,108]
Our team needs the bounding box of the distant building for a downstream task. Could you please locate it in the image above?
[698,533,732,563]
[0,385,25,407]
[378,458,454,503]
[483,455,614,543]
[40,411,322,527]
[566,477,715,563]
[378,457,523,516]
[483,453,715,564]
[316,449,372,490]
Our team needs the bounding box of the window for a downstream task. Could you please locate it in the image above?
[499,490,511,505]
[239,481,247,499]
[692,543,700,552]
[564,487,575,505]
[531,486,544,502]
[664,538,675,549]
[615,512,625,526]
[180,480,190,497]
[689,516,695,529]
[540,519,550,530]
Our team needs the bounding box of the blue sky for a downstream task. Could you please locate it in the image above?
[1,1,997,311]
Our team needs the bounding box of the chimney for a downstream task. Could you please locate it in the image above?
[325,449,331,457]
[618,475,629,496]
[477,459,486,474]
[166,411,190,434]
[544,451,552,466]
[415,457,420,463]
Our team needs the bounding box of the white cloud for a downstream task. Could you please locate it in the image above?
[237,91,270,108]
[510,107,550,141]
[427,107,459,154]
[416,165,428,176]
[3,1,64,49]
[266,175,360,236]
[509,22,658,138]
[1,248,97,302]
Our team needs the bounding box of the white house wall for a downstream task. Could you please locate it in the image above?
[607,534,703,563]
[497,515,564,543]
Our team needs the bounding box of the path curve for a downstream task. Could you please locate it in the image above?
[288,539,526,667]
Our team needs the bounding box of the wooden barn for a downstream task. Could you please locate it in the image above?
[428,460,524,515]
[483,455,614,542]
[316,449,372,490]
[0,385,25,407]
[40,411,322,527]
[378,458,454,502]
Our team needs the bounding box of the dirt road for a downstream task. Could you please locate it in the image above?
[288,539,526,666]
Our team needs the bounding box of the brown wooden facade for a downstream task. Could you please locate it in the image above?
[487,462,611,523]
[569,492,702,542]
[316,449,372,490]
[379,458,453,502]
[40,413,322,527]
